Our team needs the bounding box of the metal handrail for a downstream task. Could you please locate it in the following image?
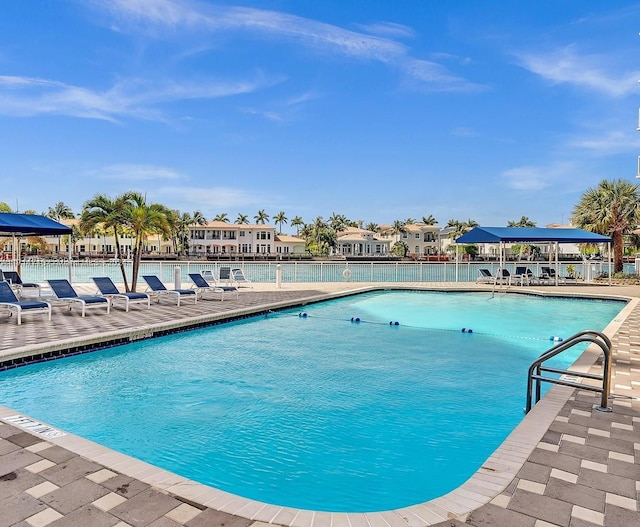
[525,330,612,413]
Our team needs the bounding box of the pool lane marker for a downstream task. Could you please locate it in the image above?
[2,415,66,438]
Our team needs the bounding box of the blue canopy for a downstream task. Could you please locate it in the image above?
[0,213,72,236]
[456,227,611,244]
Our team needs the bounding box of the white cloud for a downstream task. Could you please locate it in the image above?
[0,74,274,122]
[354,21,416,40]
[88,164,185,181]
[516,45,640,98]
[92,0,478,90]
[568,130,640,155]
[501,162,577,191]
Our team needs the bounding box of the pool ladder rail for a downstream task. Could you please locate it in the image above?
[525,330,612,414]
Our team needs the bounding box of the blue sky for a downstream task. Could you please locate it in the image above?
[1,0,639,230]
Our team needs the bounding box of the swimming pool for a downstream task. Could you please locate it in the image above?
[0,291,624,512]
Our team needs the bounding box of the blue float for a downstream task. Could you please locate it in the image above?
[351,317,361,323]
[299,312,308,318]
[461,328,473,333]
[550,336,563,342]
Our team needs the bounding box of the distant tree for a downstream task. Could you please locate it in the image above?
[404,217,415,225]
[46,202,75,221]
[328,212,349,232]
[213,213,229,223]
[235,213,250,224]
[191,210,207,226]
[124,192,174,292]
[80,193,135,290]
[391,241,408,257]
[507,216,536,228]
[391,220,407,241]
[47,201,75,254]
[273,211,288,234]
[0,202,12,212]
[23,209,38,214]
[365,222,379,233]
[573,179,640,273]
[254,209,269,224]
[290,215,304,235]
[422,214,438,225]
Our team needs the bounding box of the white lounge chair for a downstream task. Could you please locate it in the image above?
[142,275,199,306]
[0,281,51,325]
[47,279,111,317]
[92,277,151,312]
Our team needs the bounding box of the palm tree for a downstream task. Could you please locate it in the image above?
[123,192,174,291]
[290,216,304,235]
[328,212,348,233]
[235,213,249,224]
[47,201,75,255]
[47,201,75,221]
[254,209,270,224]
[365,222,379,233]
[507,216,536,228]
[171,211,192,256]
[273,211,288,234]
[572,179,640,273]
[404,217,415,225]
[391,220,407,242]
[81,193,134,289]
[422,214,438,225]
[213,213,229,223]
[191,210,207,226]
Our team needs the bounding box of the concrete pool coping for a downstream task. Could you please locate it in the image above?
[0,281,638,526]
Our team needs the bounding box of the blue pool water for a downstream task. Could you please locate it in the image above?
[0,291,624,512]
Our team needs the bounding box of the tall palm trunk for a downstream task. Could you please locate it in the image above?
[130,235,145,292]
[613,229,623,274]
[113,230,129,291]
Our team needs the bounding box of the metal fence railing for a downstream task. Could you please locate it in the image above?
[4,259,620,286]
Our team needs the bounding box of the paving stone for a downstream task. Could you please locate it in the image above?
[40,477,111,514]
[0,437,21,456]
[0,468,45,501]
[185,508,254,527]
[541,430,562,445]
[110,488,182,527]
[38,444,78,464]
[40,456,104,487]
[528,449,582,475]
[47,504,120,527]
[516,462,552,484]
[544,478,605,512]
[549,421,589,438]
[607,458,640,480]
[559,442,609,465]
[148,517,183,527]
[603,504,640,527]
[5,431,46,448]
[507,489,572,526]
[577,469,637,499]
[569,519,603,527]
[101,474,150,498]
[585,435,636,456]
[466,503,536,527]
[429,521,467,527]
[0,448,43,474]
[0,491,48,527]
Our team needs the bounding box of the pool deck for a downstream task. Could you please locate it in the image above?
[0,281,638,527]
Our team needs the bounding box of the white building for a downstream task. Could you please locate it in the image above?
[333,227,390,256]
[378,223,441,258]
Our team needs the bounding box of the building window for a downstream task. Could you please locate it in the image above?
[415,233,420,239]
[240,231,245,237]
